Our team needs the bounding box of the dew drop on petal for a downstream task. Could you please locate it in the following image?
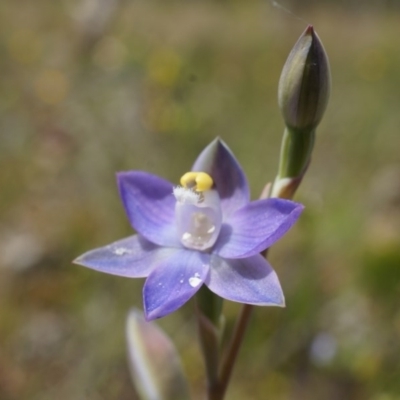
[114,247,130,256]
[188,272,202,288]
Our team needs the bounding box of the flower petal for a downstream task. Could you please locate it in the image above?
[73,235,176,278]
[143,250,210,320]
[206,254,285,306]
[191,138,250,219]
[214,198,304,258]
[117,171,181,248]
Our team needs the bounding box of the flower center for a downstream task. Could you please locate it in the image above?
[173,172,222,251]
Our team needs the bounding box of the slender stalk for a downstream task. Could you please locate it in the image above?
[195,286,223,397]
[209,304,254,400]
[212,247,269,400]
[220,304,254,386]
[278,127,315,180]
[195,305,220,390]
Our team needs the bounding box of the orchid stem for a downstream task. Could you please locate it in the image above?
[212,246,270,400]
[211,304,254,400]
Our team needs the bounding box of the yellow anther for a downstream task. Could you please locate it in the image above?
[180,172,213,192]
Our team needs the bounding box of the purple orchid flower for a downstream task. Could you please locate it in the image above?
[74,139,304,320]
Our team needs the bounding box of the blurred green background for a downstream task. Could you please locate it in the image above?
[1,0,400,399]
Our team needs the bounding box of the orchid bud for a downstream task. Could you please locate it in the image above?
[278,25,331,131]
[273,26,331,199]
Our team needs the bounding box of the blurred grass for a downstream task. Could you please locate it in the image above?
[1,1,400,399]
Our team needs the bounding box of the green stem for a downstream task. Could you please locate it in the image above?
[195,286,223,391]
[209,304,254,400]
[212,247,270,400]
[278,127,315,179]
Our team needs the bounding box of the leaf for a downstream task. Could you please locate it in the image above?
[126,309,191,400]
